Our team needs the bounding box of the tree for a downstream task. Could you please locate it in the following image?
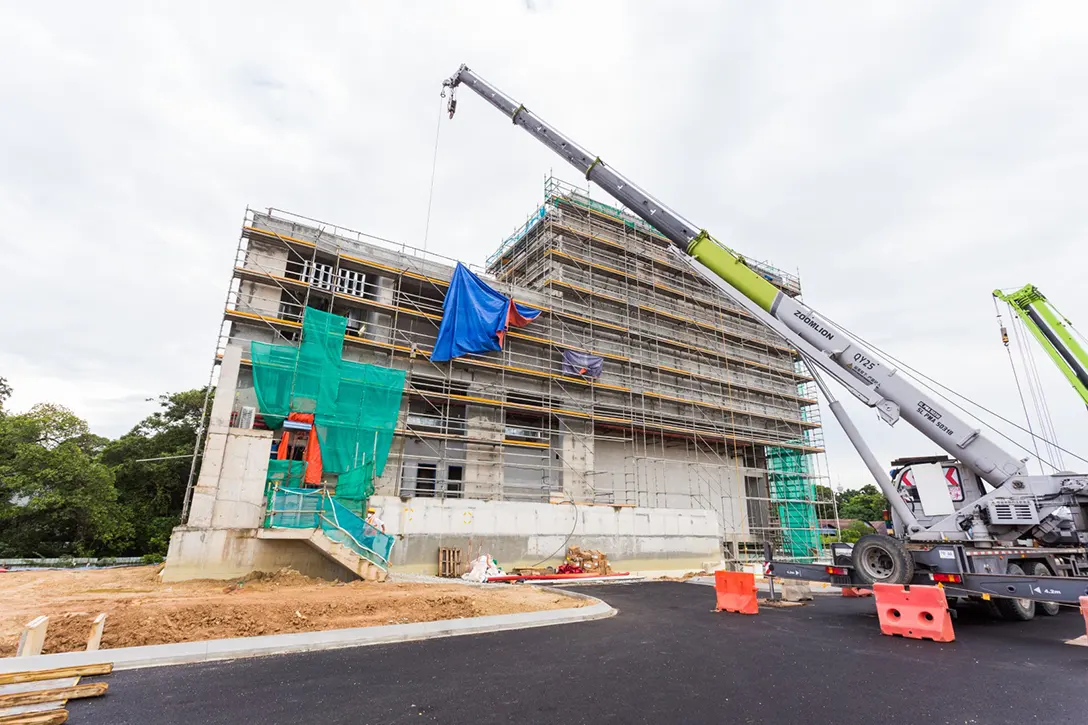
[836,484,887,522]
[100,388,209,555]
[814,484,836,505]
[838,520,875,544]
[0,404,131,557]
[0,376,11,413]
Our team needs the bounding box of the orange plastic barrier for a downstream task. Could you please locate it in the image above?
[714,570,758,615]
[1080,596,1088,638]
[872,583,954,642]
[842,587,873,598]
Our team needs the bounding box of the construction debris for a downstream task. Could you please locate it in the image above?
[485,572,632,583]
[0,682,108,709]
[0,665,112,686]
[0,710,69,724]
[0,663,111,724]
[779,580,813,602]
[561,547,612,576]
[461,555,504,583]
[14,618,48,658]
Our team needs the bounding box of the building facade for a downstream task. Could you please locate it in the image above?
[194,177,830,575]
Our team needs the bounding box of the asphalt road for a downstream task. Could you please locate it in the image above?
[72,582,1088,725]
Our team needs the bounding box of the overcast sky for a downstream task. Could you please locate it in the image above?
[2,1,1086,488]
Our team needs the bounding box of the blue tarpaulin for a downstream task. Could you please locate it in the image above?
[562,350,604,378]
[431,263,540,362]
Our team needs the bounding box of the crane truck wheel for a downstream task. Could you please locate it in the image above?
[1028,562,1060,616]
[851,535,915,586]
[995,563,1035,621]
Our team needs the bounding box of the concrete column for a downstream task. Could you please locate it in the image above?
[187,346,244,528]
[210,345,242,433]
[209,429,275,529]
[366,275,395,343]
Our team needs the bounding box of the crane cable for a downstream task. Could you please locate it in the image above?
[1012,312,1064,467]
[817,313,1088,470]
[422,93,445,253]
[994,298,1045,473]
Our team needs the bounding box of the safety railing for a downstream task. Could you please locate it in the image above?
[264,485,394,569]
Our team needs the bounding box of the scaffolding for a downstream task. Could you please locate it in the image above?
[213,176,835,561]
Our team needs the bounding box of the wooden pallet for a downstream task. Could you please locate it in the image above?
[438,547,463,578]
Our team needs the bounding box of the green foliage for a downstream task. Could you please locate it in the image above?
[140,552,165,565]
[100,389,210,556]
[838,520,874,544]
[0,380,209,559]
[0,403,132,557]
[836,484,887,522]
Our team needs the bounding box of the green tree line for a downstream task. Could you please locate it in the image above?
[816,483,890,542]
[0,376,208,558]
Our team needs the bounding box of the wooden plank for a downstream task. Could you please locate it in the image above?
[0,709,68,724]
[0,683,107,709]
[15,618,48,658]
[0,677,78,697]
[0,665,111,687]
[85,614,107,652]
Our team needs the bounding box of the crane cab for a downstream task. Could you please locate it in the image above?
[890,455,983,529]
[888,455,980,546]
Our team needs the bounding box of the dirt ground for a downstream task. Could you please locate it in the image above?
[0,566,586,656]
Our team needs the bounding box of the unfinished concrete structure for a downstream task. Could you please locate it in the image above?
[168,177,831,579]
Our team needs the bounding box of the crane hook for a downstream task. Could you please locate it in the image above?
[446,86,458,119]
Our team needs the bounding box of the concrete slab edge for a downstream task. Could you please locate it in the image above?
[0,593,614,673]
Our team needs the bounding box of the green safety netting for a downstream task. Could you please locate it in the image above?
[318,359,406,476]
[766,445,820,561]
[334,465,375,508]
[266,459,309,488]
[251,307,406,510]
[265,486,395,564]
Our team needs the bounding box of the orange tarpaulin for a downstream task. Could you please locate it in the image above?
[276,412,323,486]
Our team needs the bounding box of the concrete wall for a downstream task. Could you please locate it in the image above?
[186,427,273,530]
[238,240,289,317]
[594,439,747,537]
[463,402,502,499]
[560,420,594,502]
[370,495,723,576]
[163,527,353,582]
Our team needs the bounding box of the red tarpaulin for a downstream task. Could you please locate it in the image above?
[276,412,323,485]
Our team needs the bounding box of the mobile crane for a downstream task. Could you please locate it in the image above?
[994,284,1088,409]
[442,64,1088,618]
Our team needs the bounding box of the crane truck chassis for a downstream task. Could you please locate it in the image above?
[442,64,1088,618]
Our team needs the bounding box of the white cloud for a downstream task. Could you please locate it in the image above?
[1,1,1086,488]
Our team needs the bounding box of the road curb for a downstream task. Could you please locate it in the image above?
[0,591,614,673]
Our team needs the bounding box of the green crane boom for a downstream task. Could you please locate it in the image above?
[993,284,1088,407]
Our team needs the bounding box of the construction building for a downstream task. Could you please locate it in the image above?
[166,176,832,581]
